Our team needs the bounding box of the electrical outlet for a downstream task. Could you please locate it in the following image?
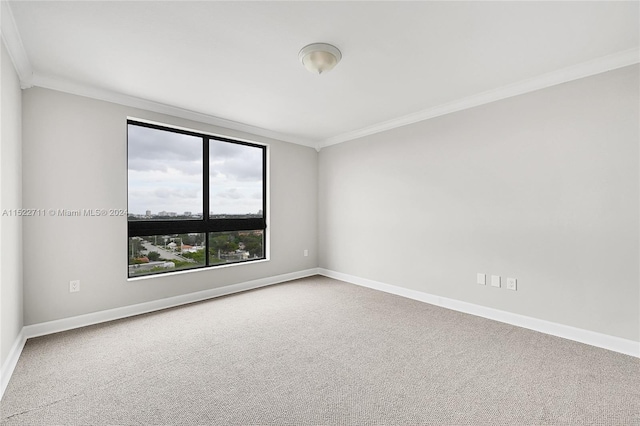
[477,273,486,285]
[507,277,517,291]
[303,249,309,257]
[69,280,80,293]
[491,275,501,288]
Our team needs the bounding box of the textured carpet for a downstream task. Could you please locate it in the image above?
[1,276,638,425]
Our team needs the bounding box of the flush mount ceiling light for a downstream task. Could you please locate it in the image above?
[299,43,342,75]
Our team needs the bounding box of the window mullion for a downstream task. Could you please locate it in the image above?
[203,136,210,266]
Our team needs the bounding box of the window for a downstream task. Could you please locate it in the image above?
[127,120,266,277]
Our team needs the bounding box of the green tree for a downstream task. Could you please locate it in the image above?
[182,250,206,265]
[240,233,263,258]
[128,237,146,259]
[210,233,239,254]
[147,251,161,261]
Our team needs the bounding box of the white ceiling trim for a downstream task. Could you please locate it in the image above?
[1,1,33,89]
[2,0,317,149]
[317,48,640,150]
[31,73,318,149]
[3,0,637,152]
[20,47,640,152]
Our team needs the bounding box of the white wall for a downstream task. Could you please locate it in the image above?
[319,65,639,342]
[22,87,318,325]
[0,41,24,365]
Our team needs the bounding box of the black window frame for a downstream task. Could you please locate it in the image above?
[127,119,267,278]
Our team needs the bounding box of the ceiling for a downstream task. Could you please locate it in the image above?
[4,1,639,149]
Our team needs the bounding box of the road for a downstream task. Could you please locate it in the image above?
[141,241,193,262]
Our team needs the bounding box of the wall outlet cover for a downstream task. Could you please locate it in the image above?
[491,275,501,288]
[507,277,517,291]
[69,280,80,293]
[477,273,486,285]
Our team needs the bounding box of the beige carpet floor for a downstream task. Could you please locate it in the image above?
[1,276,638,425]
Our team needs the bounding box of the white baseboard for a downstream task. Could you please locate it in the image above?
[0,329,27,401]
[3,267,636,402]
[24,268,319,339]
[318,268,640,358]
[0,268,318,401]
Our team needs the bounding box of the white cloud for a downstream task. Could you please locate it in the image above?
[128,123,263,215]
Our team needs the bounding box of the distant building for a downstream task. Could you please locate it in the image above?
[220,250,250,261]
[145,210,151,216]
[184,211,191,216]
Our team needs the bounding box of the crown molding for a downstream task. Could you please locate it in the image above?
[1,0,33,88]
[3,0,636,152]
[31,73,318,148]
[1,0,314,147]
[317,48,640,150]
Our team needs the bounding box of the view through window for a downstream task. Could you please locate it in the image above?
[127,121,266,277]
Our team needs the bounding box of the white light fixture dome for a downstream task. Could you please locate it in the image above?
[299,43,342,74]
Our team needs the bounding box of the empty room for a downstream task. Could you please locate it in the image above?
[1,1,638,425]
